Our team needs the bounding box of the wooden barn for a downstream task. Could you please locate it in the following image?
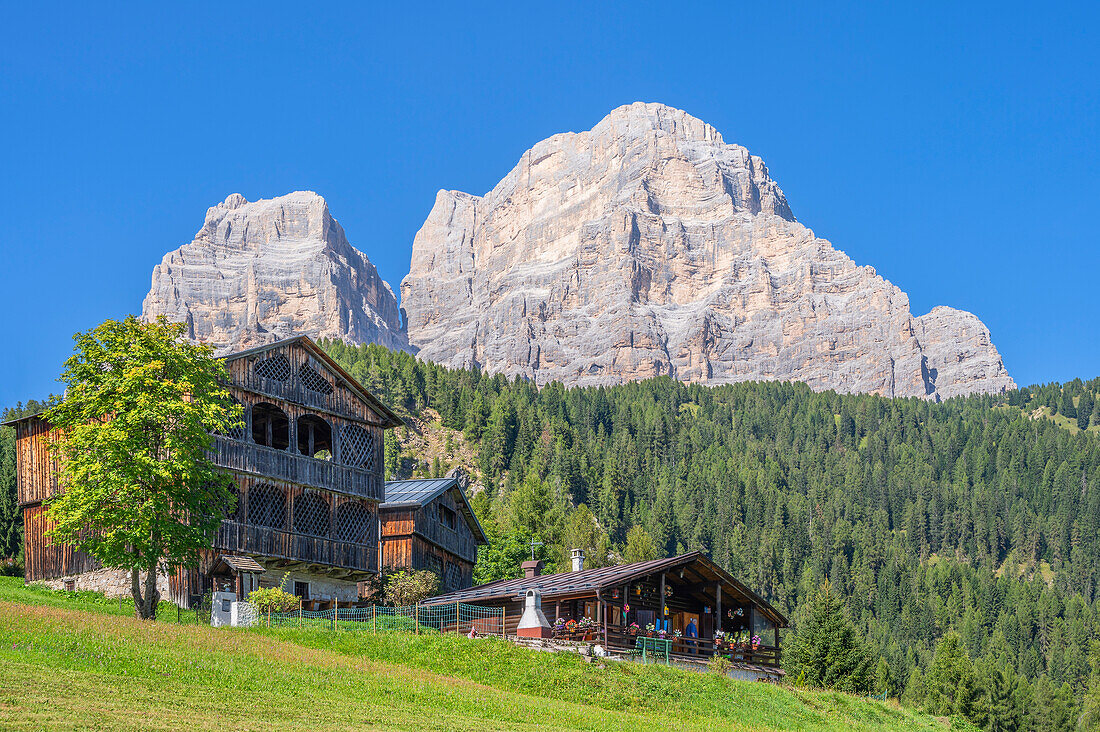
[379,476,487,594]
[421,551,787,677]
[6,335,402,608]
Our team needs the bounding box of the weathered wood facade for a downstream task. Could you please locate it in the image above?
[6,336,402,606]
[422,551,788,677]
[380,476,487,594]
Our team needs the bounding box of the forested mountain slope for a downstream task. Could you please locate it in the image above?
[322,340,1100,724]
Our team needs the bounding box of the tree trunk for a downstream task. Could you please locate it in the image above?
[131,563,161,620]
[143,562,160,620]
[130,568,144,619]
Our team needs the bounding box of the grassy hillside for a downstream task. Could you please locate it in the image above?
[0,578,952,731]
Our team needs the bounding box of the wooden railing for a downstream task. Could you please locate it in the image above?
[209,436,383,501]
[600,627,781,667]
[214,520,376,574]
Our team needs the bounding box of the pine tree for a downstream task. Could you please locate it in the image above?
[1078,392,1095,431]
[1060,390,1077,420]
[925,632,975,716]
[987,665,1022,732]
[0,425,21,559]
[783,581,875,694]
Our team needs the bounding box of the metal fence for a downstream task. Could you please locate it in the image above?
[266,601,505,636]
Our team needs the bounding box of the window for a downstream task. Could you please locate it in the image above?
[252,403,290,451]
[249,483,286,529]
[438,504,457,531]
[335,501,373,544]
[254,353,292,381]
[293,491,330,537]
[294,581,310,600]
[64,580,75,592]
[297,364,334,395]
[297,415,332,459]
[341,424,375,470]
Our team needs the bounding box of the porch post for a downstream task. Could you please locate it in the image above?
[715,583,722,633]
[244,405,254,443]
[659,573,666,626]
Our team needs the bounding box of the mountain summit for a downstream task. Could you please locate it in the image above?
[401,102,1014,399]
[142,191,407,353]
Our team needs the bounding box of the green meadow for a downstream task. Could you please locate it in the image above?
[0,577,957,731]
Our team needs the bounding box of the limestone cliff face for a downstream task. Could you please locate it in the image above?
[142,191,407,353]
[401,102,1014,398]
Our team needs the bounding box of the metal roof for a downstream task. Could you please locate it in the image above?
[382,478,459,508]
[382,477,488,544]
[421,551,788,626]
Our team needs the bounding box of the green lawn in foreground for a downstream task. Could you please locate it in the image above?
[0,577,951,731]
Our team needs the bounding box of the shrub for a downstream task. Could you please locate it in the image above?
[383,570,439,606]
[248,586,300,615]
[707,654,733,675]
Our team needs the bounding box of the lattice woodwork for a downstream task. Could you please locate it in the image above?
[297,364,334,395]
[341,424,375,470]
[443,562,462,592]
[293,491,330,538]
[249,483,286,529]
[335,501,373,544]
[254,354,292,382]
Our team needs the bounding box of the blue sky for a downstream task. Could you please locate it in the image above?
[2,2,1097,407]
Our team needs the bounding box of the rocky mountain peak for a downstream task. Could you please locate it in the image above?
[142,191,407,353]
[401,103,1014,399]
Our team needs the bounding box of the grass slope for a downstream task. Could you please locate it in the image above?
[0,578,949,731]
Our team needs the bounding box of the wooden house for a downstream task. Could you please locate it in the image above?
[379,476,487,594]
[6,335,402,608]
[421,551,788,678]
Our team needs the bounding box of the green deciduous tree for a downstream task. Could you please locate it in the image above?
[44,316,240,620]
[783,580,874,694]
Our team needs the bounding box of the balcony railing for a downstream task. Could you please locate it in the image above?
[214,520,376,575]
[209,435,383,502]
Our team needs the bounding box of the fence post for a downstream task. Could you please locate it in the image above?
[299,599,302,628]
[334,600,338,632]
[502,608,506,638]
[372,605,376,633]
[455,603,460,634]
[415,603,420,635]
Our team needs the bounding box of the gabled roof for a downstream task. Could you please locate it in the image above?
[209,554,266,575]
[382,476,488,544]
[421,551,788,626]
[222,335,402,429]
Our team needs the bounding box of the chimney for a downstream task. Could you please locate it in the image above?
[571,548,585,572]
[521,560,543,579]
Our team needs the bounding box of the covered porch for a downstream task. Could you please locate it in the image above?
[544,555,783,668]
[422,551,787,673]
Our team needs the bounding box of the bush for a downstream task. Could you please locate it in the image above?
[383,570,439,606]
[707,654,733,676]
[0,556,24,577]
[248,586,300,615]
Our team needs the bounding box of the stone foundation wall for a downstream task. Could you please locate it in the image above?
[257,568,359,603]
[40,567,171,599]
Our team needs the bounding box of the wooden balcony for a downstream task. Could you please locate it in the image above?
[214,520,376,576]
[209,435,383,502]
